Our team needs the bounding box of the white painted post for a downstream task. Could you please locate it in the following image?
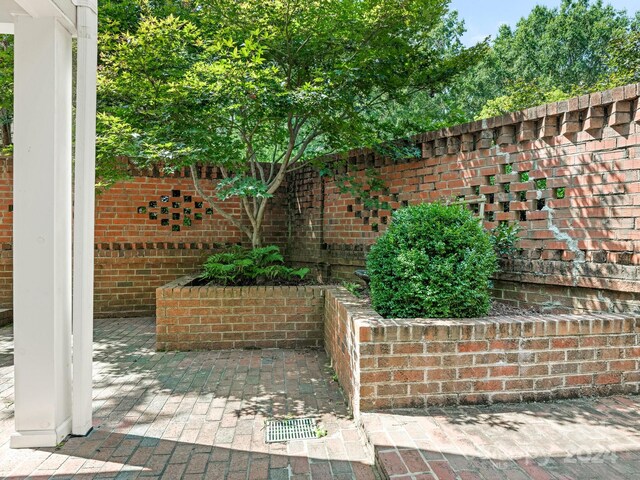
[72,1,97,437]
[11,15,74,448]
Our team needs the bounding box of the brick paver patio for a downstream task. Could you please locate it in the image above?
[361,397,640,479]
[0,318,378,479]
[0,317,639,479]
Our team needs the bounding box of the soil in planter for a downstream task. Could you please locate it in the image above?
[186,275,319,287]
[346,284,540,317]
[487,301,540,316]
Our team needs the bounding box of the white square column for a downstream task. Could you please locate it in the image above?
[72,2,98,437]
[11,15,73,448]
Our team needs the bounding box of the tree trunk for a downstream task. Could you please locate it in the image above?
[249,200,267,249]
[0,109,10,147]
[251,229,262,249]
[2,124,11,147]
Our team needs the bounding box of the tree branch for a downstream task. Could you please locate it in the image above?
[189,164,252,241]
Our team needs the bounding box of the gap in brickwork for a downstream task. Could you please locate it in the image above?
[136,190,216,230]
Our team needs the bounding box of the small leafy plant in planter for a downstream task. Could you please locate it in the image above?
[341,281,366,298]
[366,202,497,318]
[201,245,309,286]
[489,221,522,257]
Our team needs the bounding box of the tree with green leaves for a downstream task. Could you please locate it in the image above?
[364,8,483,137]
[469,0,634,118]
[0,35,13,148]
[97,0,484,248]
[476,80,568,119]
[599,12,640,88]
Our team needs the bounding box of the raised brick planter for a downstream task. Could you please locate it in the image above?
[325,287,640,416]
[156,274,325,350]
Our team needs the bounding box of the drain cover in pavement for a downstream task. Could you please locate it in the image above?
[265,417,316,443]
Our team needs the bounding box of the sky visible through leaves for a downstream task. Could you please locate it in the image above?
[450,0,640,46]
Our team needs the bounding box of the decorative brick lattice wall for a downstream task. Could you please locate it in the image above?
[94,168,243,317]
[0,84,638,316]
[287,84,640,314]
[93,168,287,317]
[0,162,288,317]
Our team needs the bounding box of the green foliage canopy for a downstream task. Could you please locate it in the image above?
[0,35,13,147]
[97,0,485,247]
[469,0,636,118]
[600,14,640,88]
[375,0,640,130]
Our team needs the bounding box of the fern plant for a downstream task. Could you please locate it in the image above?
[201,245,309,285]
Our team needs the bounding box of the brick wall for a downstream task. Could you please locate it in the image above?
[325,287,640,412]
[287,84,640,313]
[93,168,242,316]
[156,275,324,350]
[324,286,361,416]
[0,162,289,316]
[92,166,289,316]
[492,278,640,314]
[0,83,639,317]
[0,159,12,310]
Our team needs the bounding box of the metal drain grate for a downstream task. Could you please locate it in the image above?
[265,417,316,443]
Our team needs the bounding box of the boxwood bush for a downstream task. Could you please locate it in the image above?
[366,202,497,318]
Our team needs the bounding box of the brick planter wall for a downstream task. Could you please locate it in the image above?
[325,288,640,413]
[324,287,362,416]
[156,275,325,350]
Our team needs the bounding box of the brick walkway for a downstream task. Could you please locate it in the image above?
[0,318,379,479]
[361,396,640,479]
[1,318,639,479]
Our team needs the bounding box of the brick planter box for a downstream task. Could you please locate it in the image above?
[325,287,640,416]
[156,274,325,350]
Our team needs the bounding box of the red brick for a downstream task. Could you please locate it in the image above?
[393,343,424,354]
[566,374,593,386]
[474,380,503,391]
[427,369,456,381]
[378,356,409,368]
[458,341,488,353]
[551,337,579,348]
[608,360,636,371]
[392,370,425,382]
[361,371,391,384]
[489,339,518,350]
[595,373,623,385]
[359,327,371,342]
[490,365,519,377]
[378,384,409,396]
[457,367,488,379]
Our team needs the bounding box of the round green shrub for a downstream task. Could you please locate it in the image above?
[366,202,497,318]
